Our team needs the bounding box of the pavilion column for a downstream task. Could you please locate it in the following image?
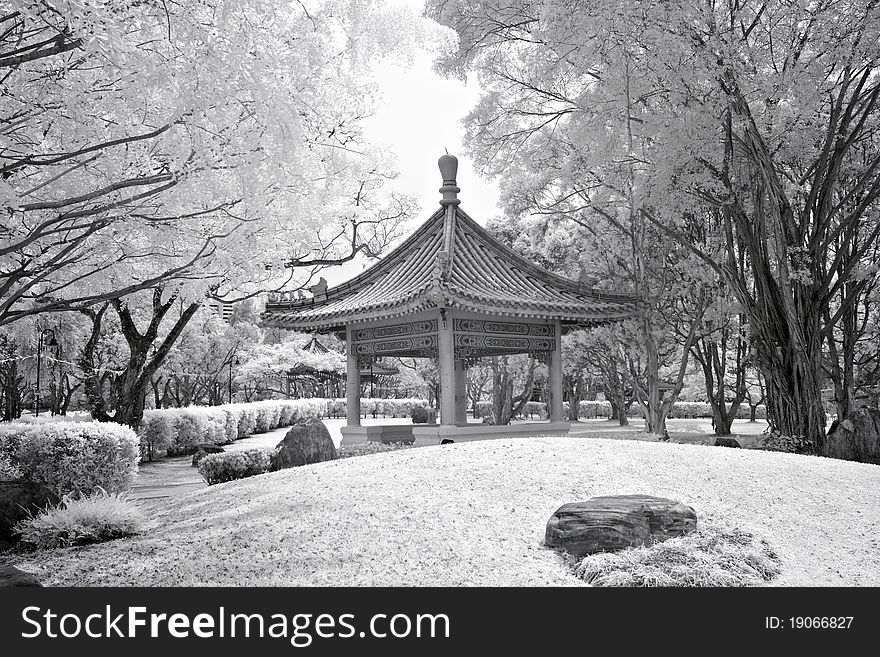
[345,325,361,427]
[437,311,456,426]
[454,359,467,424]
[549,320,564,422]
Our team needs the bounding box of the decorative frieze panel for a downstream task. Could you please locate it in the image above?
[353,319,437,343]
[454,334,554,357]
[352,334,438,357]
[453,318,554,337]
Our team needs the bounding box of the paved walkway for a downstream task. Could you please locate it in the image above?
[130,417,413,503]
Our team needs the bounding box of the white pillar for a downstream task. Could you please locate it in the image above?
[346,326,361,427]
[549,320,564,422]
[454,359,467,424]
[438,311,456,426]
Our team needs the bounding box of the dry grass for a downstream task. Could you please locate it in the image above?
[573,522,782,586]
[3,437,879,586]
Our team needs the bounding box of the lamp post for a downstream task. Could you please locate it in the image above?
[228,355,240,403]
[35,328,59,416]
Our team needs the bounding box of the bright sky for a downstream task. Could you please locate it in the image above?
[321,0,501,285]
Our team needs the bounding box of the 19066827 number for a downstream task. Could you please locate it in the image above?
[790,617,853,629]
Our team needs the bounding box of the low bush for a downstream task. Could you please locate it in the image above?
[198,449,273,485]
[0,422,139,497]
[573,524,781,587]
[0,451,22,481]
[411,406,434,424]
[337,442,413,459]
[14,489,148,549]
[521,401,548,419]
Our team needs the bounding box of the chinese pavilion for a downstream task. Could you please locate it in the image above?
[262,155,639,445]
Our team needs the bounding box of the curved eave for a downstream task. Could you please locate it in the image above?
[262,290,638,332]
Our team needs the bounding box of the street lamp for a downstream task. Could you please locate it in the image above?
[228,355,240,403]
[35,328,59,416]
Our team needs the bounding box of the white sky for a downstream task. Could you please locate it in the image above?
[321,0,501,285]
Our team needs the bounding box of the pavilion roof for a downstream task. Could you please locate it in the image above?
[262,205,639,332]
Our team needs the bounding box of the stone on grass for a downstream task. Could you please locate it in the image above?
[191,444,225,467]
[0,480,59,547]
[545,494,697,559]
[0,565,41,587]
[714,437,741,448]
[271,418,337,470]
[826,407,880,465]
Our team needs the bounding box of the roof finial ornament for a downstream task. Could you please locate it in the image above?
[438,152,461,206]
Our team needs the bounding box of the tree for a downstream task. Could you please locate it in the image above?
[466,362,492,418]
[2,1,445,428]
[1,1,435,326]
[429,0,880,454]
[488,354,537,425]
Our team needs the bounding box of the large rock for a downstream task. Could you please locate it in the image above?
[0,480,59,547]
[826,407,880,464]
[271,419,337,470]
[191,444,225,467]
[545,494,697,558]
[0,565,42,587]
[714,437,741,448]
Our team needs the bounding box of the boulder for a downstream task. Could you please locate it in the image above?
[191,444,225,467]
[271,419,337,470]
[0,480,59,545]
[826,407,880,464]
[714,437,741,448]
[440,439,455,445]
[0,565,41,587]
[545,494,697,559]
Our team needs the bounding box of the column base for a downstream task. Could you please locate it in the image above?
[411,421,571,447]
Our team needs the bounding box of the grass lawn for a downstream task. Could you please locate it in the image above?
[4,436,878,587]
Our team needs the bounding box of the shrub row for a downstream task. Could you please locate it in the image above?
[198,440,417,486]
[0,421,139,497]
[473,399,768,420]
[197,449,273,485]
[139,399,329,459]
[566,400,767,420]
[326,398,429,419]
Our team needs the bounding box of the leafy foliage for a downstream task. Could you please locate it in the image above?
[15,489,148,549]
[197,449,273,485]
[0,421,139,496]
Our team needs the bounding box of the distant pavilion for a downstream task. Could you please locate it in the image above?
[286,337,399,399]
[262,155,639,445]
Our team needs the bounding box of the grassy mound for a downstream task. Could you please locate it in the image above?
[573,524,781,587]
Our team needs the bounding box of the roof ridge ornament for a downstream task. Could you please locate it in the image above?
[438,153,460,206]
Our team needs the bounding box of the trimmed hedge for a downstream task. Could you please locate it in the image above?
[474,399,769,420]
[197,449,273,485]
[139,399,328,459]
[0,421,139,497]
[326,398,429,419]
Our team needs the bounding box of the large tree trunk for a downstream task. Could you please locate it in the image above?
[80,289,202,431]
[489,355,536,425]
[692,321,748,436]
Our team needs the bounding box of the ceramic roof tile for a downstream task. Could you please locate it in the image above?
[262,206,639,330]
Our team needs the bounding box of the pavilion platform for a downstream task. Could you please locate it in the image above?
[340,421,572,447]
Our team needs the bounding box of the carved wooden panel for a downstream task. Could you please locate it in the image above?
[453,318,554,337]
[353,319,437,342]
